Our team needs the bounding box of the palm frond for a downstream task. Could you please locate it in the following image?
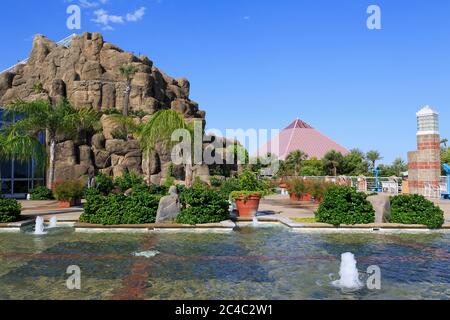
[139,110,190,153]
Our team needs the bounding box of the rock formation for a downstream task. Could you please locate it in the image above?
[155,186,181,223]
[0,32,210,183]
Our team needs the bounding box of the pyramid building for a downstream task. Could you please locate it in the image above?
[257,118,349,160]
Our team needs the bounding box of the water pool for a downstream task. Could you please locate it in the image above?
[0,225,449,300]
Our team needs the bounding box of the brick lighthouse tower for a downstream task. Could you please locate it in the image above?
[408,106,442,196]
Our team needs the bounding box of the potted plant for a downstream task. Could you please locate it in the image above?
[53,180,85,208]
[287,178,310,202]
[231,170,263,217]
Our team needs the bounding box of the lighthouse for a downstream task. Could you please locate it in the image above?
[407,106,442,197]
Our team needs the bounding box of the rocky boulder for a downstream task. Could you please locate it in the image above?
[155,186,181,223]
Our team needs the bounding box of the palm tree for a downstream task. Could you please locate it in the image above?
[110,110,197,187]
[366,150,383,171]
[285,150,308,176]
[0,99,99,189]
[323,150,344,176]
[441,138,448,149]
[119,64,138,116]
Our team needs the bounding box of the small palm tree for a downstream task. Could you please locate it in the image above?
[119,64,138,116]
[366,150,383,171]
[111,110,197,187]
[0,99,99,189]
[285,150,308,176]
[323,150,344,176]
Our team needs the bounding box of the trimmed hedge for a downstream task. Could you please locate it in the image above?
[316,186,375,225]
[390,194,444,229]
[30,187,54,200]
[0,197,22,223]
[80,190,161,225]
[176,186,230,225]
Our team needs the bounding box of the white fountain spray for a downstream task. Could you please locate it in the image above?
[33,216,47,235]
[332,252,363,290]
[252,216,258,227]
[49,216,58,228]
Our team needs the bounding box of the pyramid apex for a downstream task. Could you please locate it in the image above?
[285,118,313,129]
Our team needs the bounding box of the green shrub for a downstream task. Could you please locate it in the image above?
[114,171,145,192]
[390,194,444,229]
[210,176,224,188]
[30,186,54,200]
[148,184,169,196]
[94,173,114,195]
[230,191,262,201]
[220,177,241,198]
[316,186,375,225]
[53,180,85,201]
[176,185,229,225]
[80,190,161,225]
[238,169,261,191]
[0,197,22,223]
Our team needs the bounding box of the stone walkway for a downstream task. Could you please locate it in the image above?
[258,194,316,219]
[19,200,83,221]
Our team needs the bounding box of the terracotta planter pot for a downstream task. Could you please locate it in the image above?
[235,195,261,217]
[289,193,312,202]
[58,198,81,209]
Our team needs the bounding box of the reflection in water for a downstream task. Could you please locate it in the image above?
[0,226,449,300]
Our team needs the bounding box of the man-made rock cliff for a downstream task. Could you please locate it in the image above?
[0,32,210,183]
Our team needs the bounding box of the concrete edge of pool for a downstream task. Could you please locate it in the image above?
[1,216,450,233]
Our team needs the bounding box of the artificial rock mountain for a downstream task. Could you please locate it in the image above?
[0,32,230,184]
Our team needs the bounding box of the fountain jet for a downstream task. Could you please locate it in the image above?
[332,252,363,290]
[33,216,47,235]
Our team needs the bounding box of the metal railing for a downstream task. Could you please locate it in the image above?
[0,34,77,75]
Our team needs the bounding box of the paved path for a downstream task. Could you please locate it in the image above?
[258,194,316,219]
[19,200,83,221]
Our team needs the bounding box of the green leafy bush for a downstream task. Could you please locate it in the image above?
[114,171,145,192]
[230,191,262,201]
[0,197,22,223]
[80,190,161,225]
[30,186,54,200]
[220,177,241,198]
[238,169,261,191]
[316,186,375,225]
[53,180,85,201]
[176,185,229,225]
[148,184,169,196]
[390,194,444,229]
[94,173,114,195]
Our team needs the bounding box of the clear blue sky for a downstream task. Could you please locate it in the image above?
[1,0,449,164]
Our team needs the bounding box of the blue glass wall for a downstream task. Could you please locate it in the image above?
[0,108,45,198]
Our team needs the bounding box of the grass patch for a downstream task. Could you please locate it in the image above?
[290,217,316,223]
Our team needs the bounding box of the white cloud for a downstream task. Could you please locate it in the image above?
[126,7,146,22]
[91,9,124,30]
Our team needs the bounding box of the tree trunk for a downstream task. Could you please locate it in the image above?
[47,138,56,189]
[123,81,131,116]
[146,149,152,185]
[185,162,193,188]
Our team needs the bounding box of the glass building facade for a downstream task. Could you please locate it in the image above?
[0,108,45,198]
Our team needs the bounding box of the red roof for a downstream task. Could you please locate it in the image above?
[257,118,349,160]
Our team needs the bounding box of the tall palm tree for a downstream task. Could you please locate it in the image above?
[111,110,197,187]
[0,99,99,189]
[285,150,308,176]
[323,150,344,176]
[119,64,138,116]
[366,150,383,171]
